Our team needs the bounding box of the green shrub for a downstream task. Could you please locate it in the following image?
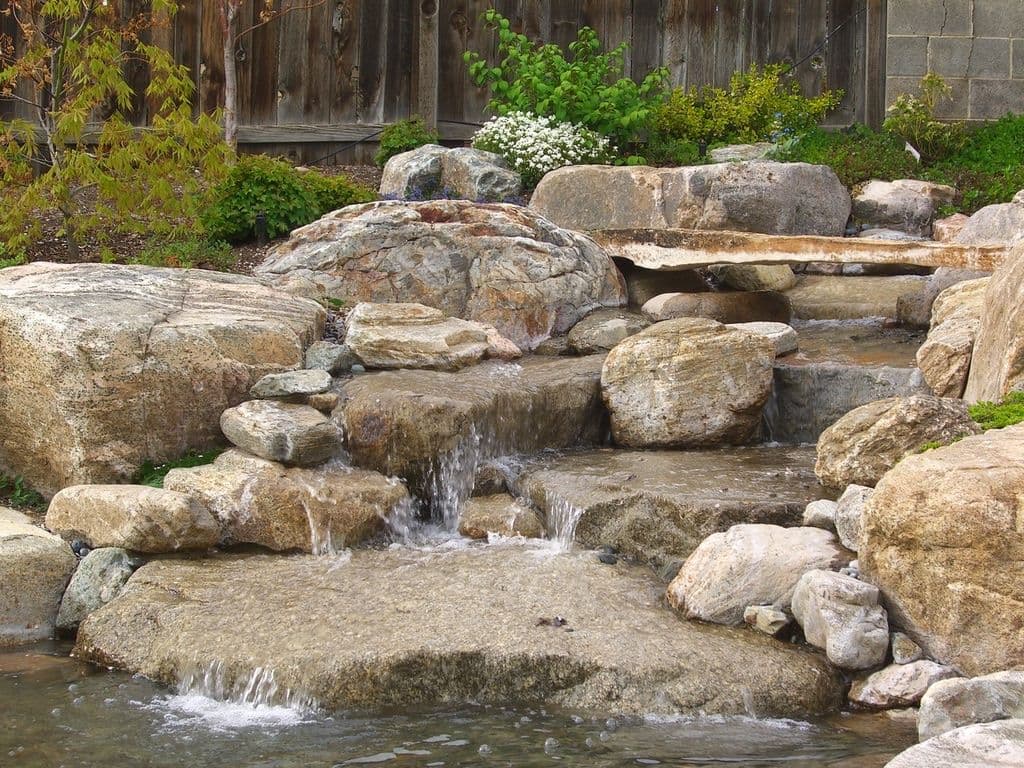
[132,239,235,271]
[464,10,668,148]
[201,156,374,243]
[969,391,1024,431]
[883,73,966,164]
[642,133,702,167]
[374,117,440,168]
[771,124,919,188]
[924,114,1024,213]
[654,63,842,147]
[0,243,26,269]
[0,473,46,513]
[134,449,224,488]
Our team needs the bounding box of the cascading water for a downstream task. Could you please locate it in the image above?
[543,491,586,552]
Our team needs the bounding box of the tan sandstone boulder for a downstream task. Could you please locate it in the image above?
[163,450,406,552]
[255,200,626,351]
[860,425,1024,675]
[220,400,343,467]
[1,508,77,645]
[457,494,545,540]
[0,263,324,497]
[45,485,219,553]
[917,278,989,398]
[601,319,775,448]
[814,395,980,488]
[964,243,1024,402]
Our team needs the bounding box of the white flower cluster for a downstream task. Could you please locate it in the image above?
[472,112,612,187]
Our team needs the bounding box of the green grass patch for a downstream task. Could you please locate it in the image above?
[0,473,47,513]
[969,391,1024,431]
[134,449,224,488]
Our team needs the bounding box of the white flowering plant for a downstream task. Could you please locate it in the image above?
[472,112,613,189]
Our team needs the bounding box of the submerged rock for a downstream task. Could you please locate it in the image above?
[256,201,626,351]
[529,162,851,236]
[0,262,324,497]
[1,508,77,645]
[75,547,843,716]
[814,395,980,489]
[601,319,775,448]
[666,524,850,625]
[45,485,218,553]
[885,720,1024,768]
[163,450,405,553]
[517,446,824,565]
[849,661,959,709]
[918,671,1024,741]
[860,425,1024,676]
[338,357,607,508]
[220,400,343,467]
[56,548,137,631]
[791,569,889,670]
[457,494,544,540]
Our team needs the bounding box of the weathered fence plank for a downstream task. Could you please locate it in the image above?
[2,1,887,158]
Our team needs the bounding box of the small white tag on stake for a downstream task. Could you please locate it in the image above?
[905,142,921,162]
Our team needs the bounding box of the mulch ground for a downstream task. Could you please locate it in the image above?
[19,165,384,276]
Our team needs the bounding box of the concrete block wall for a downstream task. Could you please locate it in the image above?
[887,0,1024,119]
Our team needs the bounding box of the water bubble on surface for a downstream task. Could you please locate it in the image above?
[543,736,559,754]
[477,744,491,755]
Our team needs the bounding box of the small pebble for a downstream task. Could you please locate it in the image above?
[543,737,559,754]
[597,553,618,565]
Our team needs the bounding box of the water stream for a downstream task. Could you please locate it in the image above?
[2,643,916,768]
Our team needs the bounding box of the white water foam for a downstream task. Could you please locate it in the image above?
[543,492,586,552]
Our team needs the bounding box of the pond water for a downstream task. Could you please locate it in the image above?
[3,643,916,768]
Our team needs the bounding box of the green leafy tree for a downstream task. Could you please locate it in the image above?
[0,1,230,260]
[463,9,668,148]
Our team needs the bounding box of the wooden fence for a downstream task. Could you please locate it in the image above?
[1,1,887,163]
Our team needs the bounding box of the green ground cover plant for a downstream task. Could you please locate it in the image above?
[969,391,1024,431]
[0,473,46,513]
[375,117,440,168]
[134,449,224,488]
[201,155,373,243]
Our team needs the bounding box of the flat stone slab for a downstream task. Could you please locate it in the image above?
[517,446,826,564]
[592,229,1007,272]
[75,546,842,716]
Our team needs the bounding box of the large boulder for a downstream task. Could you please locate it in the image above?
[163,449,406,553]
[0,508,77,645]
[380,144,522,203]
[953,194,1024,246]
[849,660,959,708]
[885,720,1024,768]
[220,400,343,466]
[852,179,955,237]
[916,278,989,397]
[74,547,843,716]
[529,162,851,236]
[964,243,1024,402]
[919,671,1024,741]
[860,426,1024,675]
[897,267,989,329]
[255,201,626,351]
[641,290,792,324]
[517,446,825,565]
[45,485,219,553]
[601,319,775,448]
[55,547,136,631]
[791,569,889,670]
[0,263,324,498]
[666,524,850,625]
[814,395,980,488]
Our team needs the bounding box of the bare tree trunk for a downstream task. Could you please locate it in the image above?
[220,1,239,153]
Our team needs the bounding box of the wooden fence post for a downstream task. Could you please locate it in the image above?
[864,0,887,129]
[418,0,439,129]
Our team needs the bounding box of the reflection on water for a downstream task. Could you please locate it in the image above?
[787,320,925,368]
[3,643,915,768]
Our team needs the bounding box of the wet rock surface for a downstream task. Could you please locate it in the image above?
[256,201,626,351]
[56,547,137,631]
[337,357,607,506]
[458,494,544,540]
[785,276,928,321]
[75,546,843,716]
[0,262,324,497]
[885,719,1024,768]
[517,446,825,565]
